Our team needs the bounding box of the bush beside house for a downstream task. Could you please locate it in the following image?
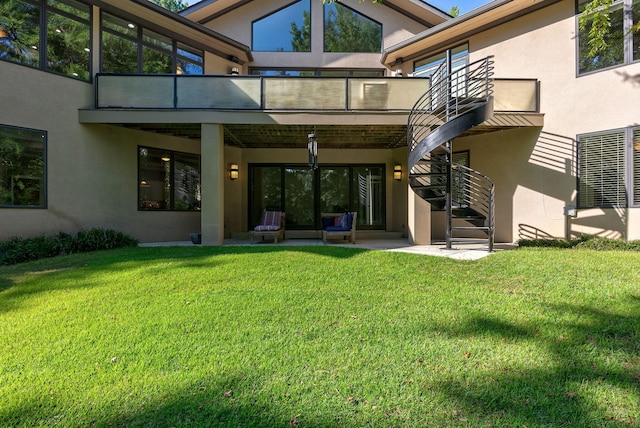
[0,228,138,266]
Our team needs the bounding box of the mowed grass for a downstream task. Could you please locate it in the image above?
[1,246,639,427]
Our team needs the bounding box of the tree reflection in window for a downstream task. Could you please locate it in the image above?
[0,0,40,67]
[252,0,311,52]
[324,2,381,53]
[1,0,91,80]
[101,12,203,74]
[138,147,201,211]
[0,124,46,208]
[46,0,91,80]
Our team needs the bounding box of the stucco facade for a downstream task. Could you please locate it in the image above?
[1,0,638,244]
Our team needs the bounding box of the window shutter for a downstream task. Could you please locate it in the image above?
[578,130,626,207]
[634,128,640,205]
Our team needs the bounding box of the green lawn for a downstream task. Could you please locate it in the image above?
[1,246,639,427]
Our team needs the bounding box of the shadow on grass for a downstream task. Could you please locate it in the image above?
[433,300,640,425]
[1,375,330,427]
[0,245,371,313]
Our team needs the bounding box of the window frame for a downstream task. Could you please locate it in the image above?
[248,163,386,230]
[100,10,204,75]
[138,146,201,212]
[0,0,92,81]
[251,0,311,53]
[0,123,47,209]
[413,43,470,77]
[322,1,382,53]
[576,0,639,76]
[576,126,640,208]
[249,67,384,76]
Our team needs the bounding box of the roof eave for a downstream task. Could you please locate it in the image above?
[91,0,253,63]
[381,0,561,67]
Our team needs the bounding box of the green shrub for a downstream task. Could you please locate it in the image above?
[0,228,138,266]
[518,234,640,251]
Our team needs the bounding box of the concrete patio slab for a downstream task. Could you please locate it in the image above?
[140,238,515,259]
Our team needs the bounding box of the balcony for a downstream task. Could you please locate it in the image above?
[81,74,542,148]
[95,74,431,111]
[94,74,540,113]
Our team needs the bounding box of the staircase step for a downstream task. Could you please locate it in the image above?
[452,226,490,232]
[449,237,491,244]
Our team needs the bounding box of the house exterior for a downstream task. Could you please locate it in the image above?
[1,0,638,245]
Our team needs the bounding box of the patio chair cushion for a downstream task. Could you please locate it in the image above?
[254,224,281,231]
[322,216,334,229]
[323,213,353,231]
[256,210,282,229]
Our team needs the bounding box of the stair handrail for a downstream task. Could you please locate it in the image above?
[452,163,495,251]
[408,56,495,163]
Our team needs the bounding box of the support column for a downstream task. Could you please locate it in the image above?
[201,124,225,245]
[408,186,431,245]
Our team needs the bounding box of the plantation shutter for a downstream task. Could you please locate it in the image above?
[578,130,626,207]
[634,127,640,205]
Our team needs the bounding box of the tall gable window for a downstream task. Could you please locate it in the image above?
[252,0,311,52]
[323,2,381,53]
[577,0,639,74]
[0,124,46,208]
[0,0,91,81]
[101,12,203,74]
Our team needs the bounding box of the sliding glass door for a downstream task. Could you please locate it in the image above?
[284,166,315,228]
[249,164,385,230]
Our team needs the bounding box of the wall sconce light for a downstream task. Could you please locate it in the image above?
[229,163,239,180]
[230,67,239,76]
[393,164,402,181]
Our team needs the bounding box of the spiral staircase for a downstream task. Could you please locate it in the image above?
[407,56,496,251]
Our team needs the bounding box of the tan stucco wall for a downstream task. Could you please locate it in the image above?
[0,61,201,243]
[201,0,428,73]
[453,0,640,241]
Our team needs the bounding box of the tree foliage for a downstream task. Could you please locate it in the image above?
[149,0,189,12]
[578,0,640,58]
[291,10,311,52]
[324,3,381,52]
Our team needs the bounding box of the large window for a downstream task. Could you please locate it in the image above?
[577,0,639,74]
[101,12,203,74]
[138,147,201,211]
[0,0,91,80]
[0,124,46,208]
[250,68,383,76]
[578,127,640,207]
[252,0,311,52]
[250,164,385,230]
[414,43,469,77]
[323,2,381,53]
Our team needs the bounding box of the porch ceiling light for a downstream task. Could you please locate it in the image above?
[230,163,239,180]
[308,132,318,169]
[393,164,402,181]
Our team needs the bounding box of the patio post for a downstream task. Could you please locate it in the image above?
[200,123,225,245]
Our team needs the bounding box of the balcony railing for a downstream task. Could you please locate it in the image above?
[94,74,539,113]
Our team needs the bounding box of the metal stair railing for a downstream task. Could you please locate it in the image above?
[407,56,495,251]
[408,56,495,165]
[451,164,495,251]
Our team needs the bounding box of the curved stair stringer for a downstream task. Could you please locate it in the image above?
[408,98,493,170]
